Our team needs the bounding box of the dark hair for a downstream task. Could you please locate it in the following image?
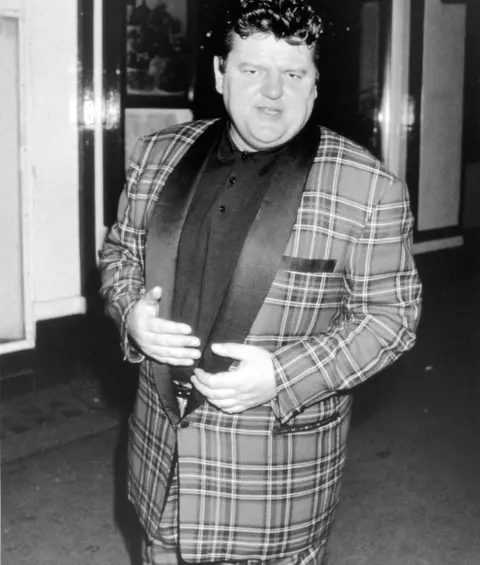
[212,0,324,68]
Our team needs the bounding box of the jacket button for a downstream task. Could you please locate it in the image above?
[178,421,190,429]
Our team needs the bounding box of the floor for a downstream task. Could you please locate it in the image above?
[1,245,479,565]
[1,378,119,463]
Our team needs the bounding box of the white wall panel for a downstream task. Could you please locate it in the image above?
[28,0,82,308]
[0,0,23,10]
[418,0,466,231]
[0,16,24,341]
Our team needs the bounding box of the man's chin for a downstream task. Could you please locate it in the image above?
[249,129,288,150]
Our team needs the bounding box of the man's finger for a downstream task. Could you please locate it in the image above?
[147,333,201,350]
[156,356,196,366]
[192,368,215,388]
[211,342,256,361]
[147,353,197,366]
[149,318,196,336]
[156,344,201,359]
[213,401,245,414]
[191,373,236,399]
[193,368,237,389]
[211,398,238,410]
[144,286,162,305]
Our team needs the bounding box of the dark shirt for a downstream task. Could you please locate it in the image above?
[172,127,287,379]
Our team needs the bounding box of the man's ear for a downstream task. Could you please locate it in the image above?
[313,71,319,100]
[213,56,224,95]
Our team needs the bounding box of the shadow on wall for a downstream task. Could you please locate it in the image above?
[81,267,139,419]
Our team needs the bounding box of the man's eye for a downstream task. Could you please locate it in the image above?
[287,73,302,80]
[243,69,258,76]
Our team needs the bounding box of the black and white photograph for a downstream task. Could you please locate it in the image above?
[1,0,479,564]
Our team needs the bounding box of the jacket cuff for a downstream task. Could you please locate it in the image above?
[269,353,303,424]
[120,301,145,364]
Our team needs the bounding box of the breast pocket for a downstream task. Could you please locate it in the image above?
[279,255,345,308]
[280,256,337,273]
[249,256,346,342]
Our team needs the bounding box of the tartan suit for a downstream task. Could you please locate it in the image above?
[99,119,422,563]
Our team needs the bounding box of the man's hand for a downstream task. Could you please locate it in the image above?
[191,343,277,413]
[126,286,201,365]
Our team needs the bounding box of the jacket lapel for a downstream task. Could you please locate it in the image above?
[145,120,224,423]
[186,121,321,413]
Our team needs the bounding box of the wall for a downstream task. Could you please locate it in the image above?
[0,16,24,342]
[0,0,83,355]
[462,0,480,230]
[418,0,467,232]
[28,0,83,320]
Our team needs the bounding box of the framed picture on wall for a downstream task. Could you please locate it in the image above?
[125,0,197,107]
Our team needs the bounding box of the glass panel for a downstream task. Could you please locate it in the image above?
[125,0,197,108]
[316,0,390,160]
[0,16,25,342]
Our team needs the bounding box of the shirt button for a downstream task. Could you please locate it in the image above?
[178,420,190,429]
[219,205,226,213]
[241,152,248,160]
[229,176,236,185]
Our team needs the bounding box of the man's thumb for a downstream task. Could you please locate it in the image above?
[144,286,162,304]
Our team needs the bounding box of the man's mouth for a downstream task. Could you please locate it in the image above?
[258,107,282,115]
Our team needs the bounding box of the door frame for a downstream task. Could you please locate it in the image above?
[381,0,411,181]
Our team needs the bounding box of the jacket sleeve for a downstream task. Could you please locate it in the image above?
[270,179,422,424]
[98,138,152,363]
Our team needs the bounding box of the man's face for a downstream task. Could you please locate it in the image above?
[214,33,318,152]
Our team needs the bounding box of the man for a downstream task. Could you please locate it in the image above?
[131,0,151,28]
[99,1,422,564]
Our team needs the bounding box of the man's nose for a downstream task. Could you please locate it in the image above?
[261,72,283,99]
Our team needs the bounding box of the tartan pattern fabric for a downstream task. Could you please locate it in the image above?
[144,537,328,565]
[174,397,351,562]
[99,121,216,362]
[99,119,422,562]
[131,386,350,563]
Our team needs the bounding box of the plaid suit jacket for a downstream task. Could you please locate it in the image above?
[99,119,422,562]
